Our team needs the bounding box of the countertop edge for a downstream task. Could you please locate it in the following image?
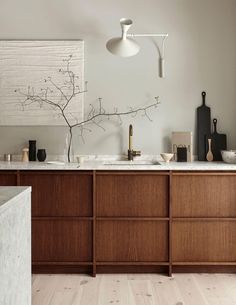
[0,161,236,171]
[0,187,31,214]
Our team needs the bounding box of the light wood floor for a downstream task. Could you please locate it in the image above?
[32,273,236,305]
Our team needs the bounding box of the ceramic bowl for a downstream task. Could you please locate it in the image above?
[221,150,236,164]
[160,153,174,163]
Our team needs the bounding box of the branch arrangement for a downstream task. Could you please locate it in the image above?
[15,55,160,162]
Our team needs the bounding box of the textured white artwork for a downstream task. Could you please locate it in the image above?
[0,40,84,126]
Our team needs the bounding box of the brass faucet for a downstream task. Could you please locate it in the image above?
[128,124,141,161]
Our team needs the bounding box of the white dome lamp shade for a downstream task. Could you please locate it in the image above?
[106,18,140,57]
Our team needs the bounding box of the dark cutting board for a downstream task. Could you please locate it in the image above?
[211,118,227,161]
[197,91,211,161]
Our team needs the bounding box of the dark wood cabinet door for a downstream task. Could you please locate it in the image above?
[0,172,17,185]
[32,219,92,262]
[20,171,93,216]
[172,174,236,217]
[96,173,169,217]
[96,220,168,262]
[172,221,236,262]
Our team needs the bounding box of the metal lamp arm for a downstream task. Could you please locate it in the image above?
[128,33,168,78]
[127,33,168,38]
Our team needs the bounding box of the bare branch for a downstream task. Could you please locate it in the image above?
[71,97,160,128]
[15,55,160,162]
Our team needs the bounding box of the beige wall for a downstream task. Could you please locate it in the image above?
[0,0,235,157]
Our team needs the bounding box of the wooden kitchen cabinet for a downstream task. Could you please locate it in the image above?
[96,220,168,262]
[172,173,236,271]
[96,173,169,217]
[1,169,234,275]
[95,172,170,273]
[32,219,92,262]
[19,171,94,273]
[0,171,17,186]
[172,174,236,217]
[172,220,236,262]
[20,171,93,216]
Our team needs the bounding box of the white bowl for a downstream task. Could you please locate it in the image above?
[221,150,236,164]
[160,153,174,163]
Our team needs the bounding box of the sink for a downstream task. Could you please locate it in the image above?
[103,160,161,166]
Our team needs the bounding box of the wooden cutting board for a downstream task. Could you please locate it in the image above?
[197,91,211,161]
[211,118,227,161]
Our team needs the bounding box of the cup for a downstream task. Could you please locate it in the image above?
[77,156,85,165]
[4,154,12,162]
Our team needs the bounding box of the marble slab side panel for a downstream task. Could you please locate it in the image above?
[0,192,31,305]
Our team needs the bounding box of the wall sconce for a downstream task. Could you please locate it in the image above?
[106,18,168,78]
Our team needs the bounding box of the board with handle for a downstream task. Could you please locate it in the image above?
[197,91,211,161]
[211,118,227,161]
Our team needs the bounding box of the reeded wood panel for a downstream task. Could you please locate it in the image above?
[172,175,236,217]
[0,172,17,185]
[32,220,92,262]
[172,221,236,262]
[96,174,168,217]
[20,172,93,216]
[96,221,168,262]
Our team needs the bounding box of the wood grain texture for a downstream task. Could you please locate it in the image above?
[32,219,92,262]
[0,171,17,185]
[96,174,169,217]
[172,174,236,217]
[32,274,236,305]
[0,40,84,126]
[2,169,236,275]
[96,220,168,262]
[20,171,93,216]
[172,221,236,262]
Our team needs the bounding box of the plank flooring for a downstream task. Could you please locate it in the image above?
[32,273,236,305]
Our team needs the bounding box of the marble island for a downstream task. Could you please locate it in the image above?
[0,187,31,305]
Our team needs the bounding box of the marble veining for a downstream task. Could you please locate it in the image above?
[0,187,31,305]
[0,159,236,171]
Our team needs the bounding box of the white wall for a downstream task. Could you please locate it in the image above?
[0,0,235,157]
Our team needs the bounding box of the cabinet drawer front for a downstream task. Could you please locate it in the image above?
[0,172,17,186]
[96,220,168,262]
[20,172,93,216]
[32,220,92,262]
[172,221,236,262]
[172,175,236,217]
[96,174,168,217]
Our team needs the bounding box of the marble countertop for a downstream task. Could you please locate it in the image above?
[0,187,31,213]
[0,159,236,171]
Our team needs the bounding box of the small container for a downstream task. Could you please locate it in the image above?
[29,140,37,161]
[177,146,187,162]
[4,154,12,162]
[37,149,46,162]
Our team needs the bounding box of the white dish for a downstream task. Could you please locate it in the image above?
[221,150,236,164]
[46,161,65,165]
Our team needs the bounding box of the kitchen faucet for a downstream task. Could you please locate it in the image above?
[128,124,141,161]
